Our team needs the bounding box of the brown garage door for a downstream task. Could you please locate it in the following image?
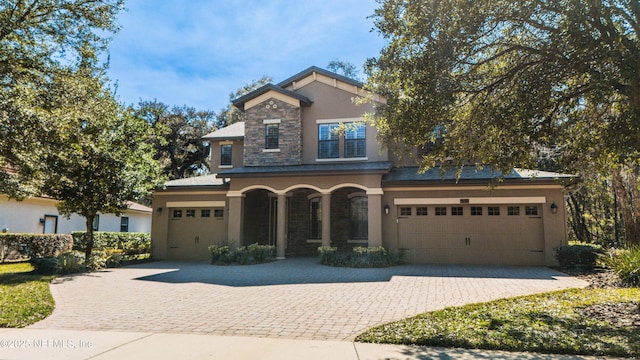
[168,208,226,260]
[397,204,544,265]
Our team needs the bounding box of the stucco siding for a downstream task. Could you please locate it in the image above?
[0,195,151,235]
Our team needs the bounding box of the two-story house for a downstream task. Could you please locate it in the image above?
[151,66,572,265]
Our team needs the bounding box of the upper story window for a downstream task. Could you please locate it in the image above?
[265,123,279,149]
[318,124,339,158]
[220,144,232,166]
[344,122,366,158]
[316,119,366,161]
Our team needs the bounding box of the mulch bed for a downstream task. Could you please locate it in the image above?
[562,269,639,328]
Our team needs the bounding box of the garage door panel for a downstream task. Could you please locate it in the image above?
[397,204,545,265]
[167,207,226,260]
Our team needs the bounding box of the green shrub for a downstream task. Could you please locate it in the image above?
[318,246,337,265]
[602,247,640,286]
[318,246,404,268]
[209,245,233,264]
[208,243,276,265]
[71,232,150,255]
[1,233,73,261]
[247,243,274,263]
[30,257,61,275]
[554,243,602,269]
[57,251,86,274]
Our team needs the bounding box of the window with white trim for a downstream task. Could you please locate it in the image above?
[265,123,279,149]
[318,123,339,158]
[344,122,366,158]
[220,144,232,166]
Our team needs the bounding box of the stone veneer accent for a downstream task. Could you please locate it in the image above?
[243,98,302,166]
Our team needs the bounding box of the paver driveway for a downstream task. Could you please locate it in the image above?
[30,258,588,341]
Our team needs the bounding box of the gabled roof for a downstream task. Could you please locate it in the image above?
[231,84,313,111]
[277,66,364,88]
[202,122,245,141]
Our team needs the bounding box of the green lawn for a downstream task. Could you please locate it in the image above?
[356,288,640,358]
[0,262,55,327]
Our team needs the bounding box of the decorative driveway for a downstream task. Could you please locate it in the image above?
[30,258,588,341]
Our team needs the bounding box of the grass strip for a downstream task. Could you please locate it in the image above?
[0,262,55,327]
[355,288,640,357]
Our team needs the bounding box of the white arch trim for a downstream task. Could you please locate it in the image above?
[327,183,370,193]
[228,185,279,197]
[282,184,324,194]
[230,184,384,196]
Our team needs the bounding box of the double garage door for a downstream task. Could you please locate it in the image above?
[167,207,226,260]
[397,201,545,265]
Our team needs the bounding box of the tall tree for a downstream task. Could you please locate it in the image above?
[327,59,361,80]
[136,100,217,180]
[366,0,640,244]
[216,76,272,127]
[0,0,124,197]
[42,71,163,260]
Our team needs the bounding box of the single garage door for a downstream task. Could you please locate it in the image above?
[397,203,545,265]
[167,207,226,260]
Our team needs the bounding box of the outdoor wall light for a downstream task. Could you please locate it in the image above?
[39,218,45,224]
[156,207,163,214]
[550,202,558,214]
[384,204,390,215]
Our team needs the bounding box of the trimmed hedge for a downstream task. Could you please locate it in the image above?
[71,232,150,255]
[208,243,275,265]
[318,246,405,268]
[554,243,602,270]
[0,233,73,261]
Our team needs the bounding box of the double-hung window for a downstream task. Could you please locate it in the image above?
[220,144,232,166]
[318,123,339,158]
[265,123,279,149]
[344,122,366,158]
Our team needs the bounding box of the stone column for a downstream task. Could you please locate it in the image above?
[227,192,245,250]
[276,193,287,259]
[321,192,331,247]
[367,189,384,248]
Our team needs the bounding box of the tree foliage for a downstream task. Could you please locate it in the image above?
[216,76,272,127]
[366,0,640,173]
[135,100,216,180]
[42,72,163,259]
[0,0,124,197]
[367,0,640,245]
[327,59,361,80]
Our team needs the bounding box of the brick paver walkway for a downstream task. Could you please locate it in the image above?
[30,258,588,341]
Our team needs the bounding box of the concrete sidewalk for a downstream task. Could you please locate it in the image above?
[0,329,613,360]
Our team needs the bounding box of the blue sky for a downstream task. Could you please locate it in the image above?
[106,1,386,112]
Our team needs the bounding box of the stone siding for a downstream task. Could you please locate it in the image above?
[243,98,302,166]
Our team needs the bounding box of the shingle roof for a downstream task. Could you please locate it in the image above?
[202,122,245,140]
[382,166,575,185]
[126,201,152,213]
[164,174,228,187]
[231,84,313,111]
[218,162,393,177]
[277,66,364,88]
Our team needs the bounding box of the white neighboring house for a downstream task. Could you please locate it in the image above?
[0,195,152,234]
